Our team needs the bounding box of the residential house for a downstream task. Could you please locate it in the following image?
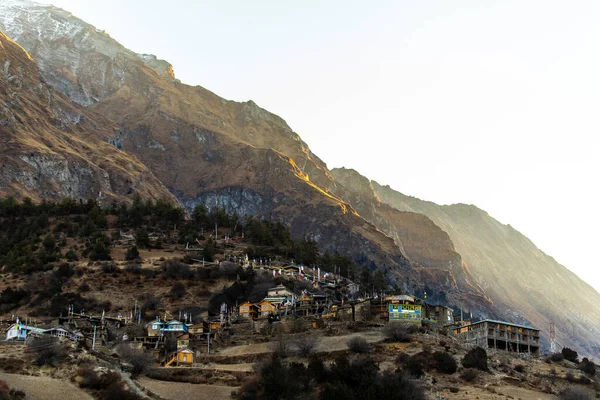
[147,320,188,337]
[46,326,84,342]
[238,302,254,318]
[165,348,194,367]
[188,323,205,336]
[452,319,540,354]
[176,333,190,349]
[258,299,277,317]
[267,285,294,299]
[5,323,45,341]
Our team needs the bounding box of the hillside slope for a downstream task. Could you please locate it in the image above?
[330,167,495,314]
[372,181,600,357]
[0,32,177,204]
[0,0,410,275]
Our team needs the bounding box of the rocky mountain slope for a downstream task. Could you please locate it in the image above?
[330,168,495,313]
[371,181,600,358]
[1,0,598,358]
[0,0,410,278]
[0,31,176,203]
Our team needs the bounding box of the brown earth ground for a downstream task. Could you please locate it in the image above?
[139,377,238,400]
[0,372,93,400]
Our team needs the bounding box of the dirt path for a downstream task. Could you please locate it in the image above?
[139,377,238,400]
[0,373,93,400]
[218,330,385,357]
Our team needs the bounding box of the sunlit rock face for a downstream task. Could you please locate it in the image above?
[0,32,177,204]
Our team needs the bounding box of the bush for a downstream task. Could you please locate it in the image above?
[347,337,371,354]
[117,344,154,376]
[293,334,321,357]
[65,249,79,261]
[562,347,579,363]
[462,346,488,371]
[514,364,526,373]
[460,368,479,382]
[550,352,565,362]
[558,387,593,400]
[161,259,194,279]
[432,351,457,374]
[0,378,26,400]
[405,354,425,378]
[384,322,416,342]
[29,336,66,366]
[270,330,290,359]
[124,246,140,261]
[578,357,596,376]
[169,282,186,299]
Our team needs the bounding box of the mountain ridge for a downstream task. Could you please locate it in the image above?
[1,0,599,359]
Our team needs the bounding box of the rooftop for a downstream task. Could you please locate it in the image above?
[462,319,538,331]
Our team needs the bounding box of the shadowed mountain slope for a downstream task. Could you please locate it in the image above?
[372,181,600,357]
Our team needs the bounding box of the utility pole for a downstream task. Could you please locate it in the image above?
[92,325,97,351]
[207,324,211,354]
[550,322,557,354]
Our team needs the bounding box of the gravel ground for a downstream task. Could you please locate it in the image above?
[139,377,238,400]
[0,372,93,400]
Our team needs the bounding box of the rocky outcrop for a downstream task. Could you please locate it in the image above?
[0,32,177,204]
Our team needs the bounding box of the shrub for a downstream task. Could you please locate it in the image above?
[405,353,426,378]
[161,259,193,279]
[347,337,371,354]
[558,387,593,400]
[514,364,526,373]
[462,346,488,371]
[293,334,321,357]
[124,264,142,274]
[78,367,121,390]
[116,344,154,377]
[384,322,416,342]
[578,357,596,376]
[65,249,79,261]
[270,330,290,359]
[460,368,479,382]
[550,352,565,362]
[562,347,579,363]
[395,351,410,365]
[169,282,186,299]
[29,336,66,366]
[124,246,139,261]
[432,351,457,374]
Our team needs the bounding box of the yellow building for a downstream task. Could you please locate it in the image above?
[258,300,277,317]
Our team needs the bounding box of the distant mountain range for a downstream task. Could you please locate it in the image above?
[1,0,598,357]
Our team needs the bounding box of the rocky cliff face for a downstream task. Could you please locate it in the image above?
[0,31,177,204]
[372,182,600,358]
[330,168,495,313]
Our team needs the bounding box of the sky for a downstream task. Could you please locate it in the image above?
[34,0,600,292]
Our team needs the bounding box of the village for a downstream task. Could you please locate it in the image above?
[3,254,542,368]
[0,199,593,400]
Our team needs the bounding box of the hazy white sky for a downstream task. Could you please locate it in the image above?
[35,0,599,292]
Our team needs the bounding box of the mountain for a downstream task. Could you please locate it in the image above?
[0,0,411,278]
[1,0,598,358]
[370,181,600,357]
[0,31,176,203]
[330,167,496,314]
